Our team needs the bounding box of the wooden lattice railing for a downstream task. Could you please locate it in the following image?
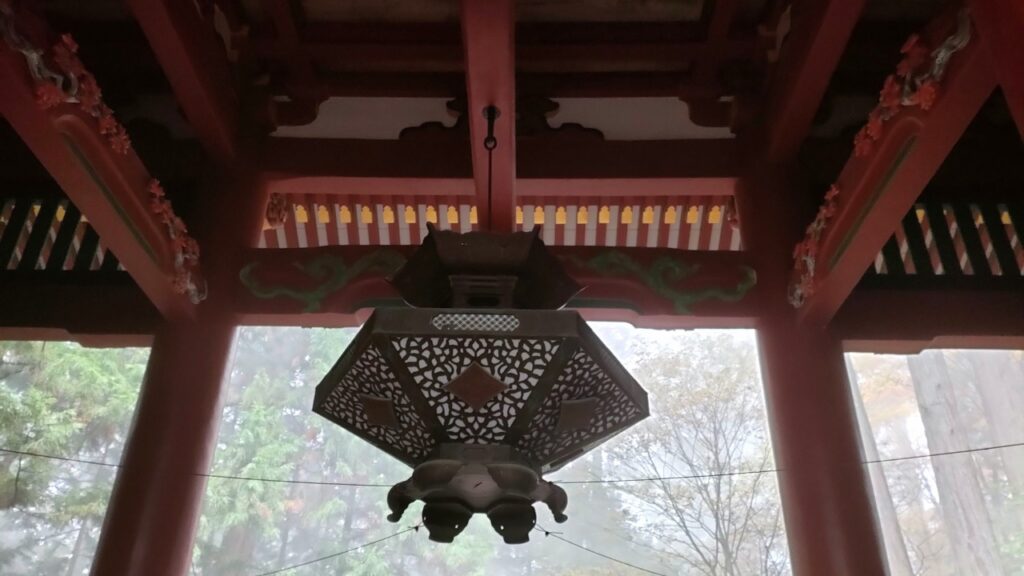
[0,194,121,272]
[260,195,742,251]
[869,202,1023,277]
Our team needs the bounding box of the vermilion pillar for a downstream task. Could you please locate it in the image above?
[757,316,887,575]
[90,164,264,575]
[737,165,887,575]
[91,319,235,575]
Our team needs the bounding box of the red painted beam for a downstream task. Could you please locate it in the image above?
[127,0,238,163]
[835,282,1024,353]
[233,246,762,328]
[760,0,866,162]
[266,177,734,200]
[260,137,740,181]
[799,29,996,325]
[461,0,516,231]
[969,0,1024,138]
[0,46,194,319]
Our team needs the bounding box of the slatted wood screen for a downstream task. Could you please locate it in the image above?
[0,196,121,272]
[870,203,1024,276]
[259,195,742,251]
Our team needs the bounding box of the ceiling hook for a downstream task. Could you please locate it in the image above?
[483,105,500,150]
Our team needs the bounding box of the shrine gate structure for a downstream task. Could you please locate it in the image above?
[0,0,1021,574]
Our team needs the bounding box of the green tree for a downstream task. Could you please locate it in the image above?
[0,341,149,575]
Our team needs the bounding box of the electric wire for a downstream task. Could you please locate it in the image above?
[253,524,420,576]
[535,525,668,576]
[3,440,1024,487]
[201,472,391,488]
[6,442,1024,574]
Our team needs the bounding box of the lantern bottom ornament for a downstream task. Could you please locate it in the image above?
[386,444,567,544]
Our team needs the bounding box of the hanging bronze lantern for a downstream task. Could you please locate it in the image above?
[313,226,649,543]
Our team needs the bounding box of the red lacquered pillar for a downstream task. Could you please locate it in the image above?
[90,319,235,575]
[737,165,887,575]
[91,164,264,575]
[757,315,887,576]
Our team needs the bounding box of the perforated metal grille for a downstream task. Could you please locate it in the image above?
[516,348,643,467]
[392,336,559,444]
[317,344,433,461]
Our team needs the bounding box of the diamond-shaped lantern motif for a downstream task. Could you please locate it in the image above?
[445,363,508,410]
[313,307,648,472]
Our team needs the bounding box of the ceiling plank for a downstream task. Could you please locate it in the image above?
[0,46,195,319]
[797,30,996,325]
[461,0,516,231]
[127,0,238,163]
[759,0,866,162]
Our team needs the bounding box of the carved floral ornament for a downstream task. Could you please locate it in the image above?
[789,8,972,308]
[149,180,207,304]
[788,185,839,308]
[852,8,972,158]
[1,7,207,303]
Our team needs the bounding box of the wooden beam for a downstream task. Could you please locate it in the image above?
[260,137,739,182]
[0,271,159,343]
[797,28,996,325]
[0,46,194,319]
[969,0,1024,138]
[760,0,866,162]
[233,246,762,328]
[266,177,735,200]
[127,0,238,162]
[835,279,1024,353]
[461,0,516,231]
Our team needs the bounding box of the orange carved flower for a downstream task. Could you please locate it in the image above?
[77,74,102,111]
[915,80,939,111]
[36,83,65,109]
[879,75,902,112]
[853,127,874,157]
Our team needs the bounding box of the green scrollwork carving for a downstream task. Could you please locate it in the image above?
[566,250,757,313]
[239,250,407,312]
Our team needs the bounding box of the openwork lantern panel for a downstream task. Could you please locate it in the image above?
[313,308,648,472]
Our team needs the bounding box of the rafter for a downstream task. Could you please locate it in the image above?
[759,0,866,162]
[461,0,516,231]
[127,0,238,163]
[796,24,996,325]
[0,45,194,319]
[969,0,1024,138]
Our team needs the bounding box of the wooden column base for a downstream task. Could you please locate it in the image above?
[91,320,235,576]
